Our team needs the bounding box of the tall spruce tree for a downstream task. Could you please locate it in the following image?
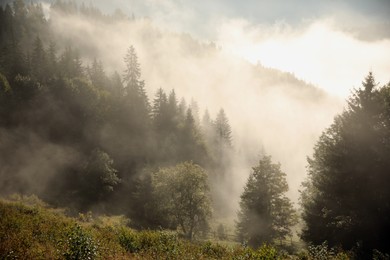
[123,45,150,123]
[215,108,232,147]
[301,72,390,257]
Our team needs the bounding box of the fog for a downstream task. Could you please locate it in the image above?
[44,6,348,212]
[217,18,390,97]
[1,1,390,254]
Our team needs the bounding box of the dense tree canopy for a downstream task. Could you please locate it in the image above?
[237,155,296,248]
[301,72,390,257]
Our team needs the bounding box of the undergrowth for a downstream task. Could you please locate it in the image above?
[0,195,379,259]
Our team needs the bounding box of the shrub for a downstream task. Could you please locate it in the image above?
[118,228,141,253]
[201,241,227,258]
[62,224,99,260]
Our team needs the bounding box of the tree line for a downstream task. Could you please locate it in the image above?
[0,0,233,235]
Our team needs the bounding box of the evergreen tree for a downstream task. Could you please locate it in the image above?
[123,45,140,87]
[215,108,232,147]
[108,71,124,99]
[237,155,296,248]
[167,89,178,124]
[301,72,390,257]
[31,36,47,82]
[122,45,150,125]
[178,97,187,122]
[190,98,200,125]
[201,109,215,146]
[58,46,83,78]
[46,41,57,77]
[152,88,168,128]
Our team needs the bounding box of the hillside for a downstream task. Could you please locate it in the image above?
[0,195,349,259]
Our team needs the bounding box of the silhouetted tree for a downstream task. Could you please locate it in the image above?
[301,72,390,258]
[31,36,47,82]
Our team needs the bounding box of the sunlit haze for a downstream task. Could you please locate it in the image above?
[1,0,390,238]
[217,19,390,98]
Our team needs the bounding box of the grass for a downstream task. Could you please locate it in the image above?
[0,195,353,259]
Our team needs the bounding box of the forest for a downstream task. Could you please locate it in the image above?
[0,1,389,259]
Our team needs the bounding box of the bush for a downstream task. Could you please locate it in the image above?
[62,224,99,260]
[118,228,141,253]
[118,228,179,256]
[304,241,349,260]
[201,241,227,258]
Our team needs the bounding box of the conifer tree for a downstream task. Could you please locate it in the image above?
[215,108,232,147]
[301,72,390,257]
[237,155,296,248]
[31,36,47,82]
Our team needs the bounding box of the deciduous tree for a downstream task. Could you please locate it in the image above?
[152,162,212,240]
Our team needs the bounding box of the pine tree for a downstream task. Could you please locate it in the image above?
[237,155,296,248]
[31,36,47,82]
[123,45,141,87]
[301,72,390,257]
[167,89,178,119]
[46,41,57,77]
[215,108,232,147]
[122,45,150,122]
[88,58,106,89]
[152,88,168,127]
[190,98,200,125]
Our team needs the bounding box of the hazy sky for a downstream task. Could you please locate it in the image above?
[89,0,390,97]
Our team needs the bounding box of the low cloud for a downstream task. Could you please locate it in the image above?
[216,18,390,98]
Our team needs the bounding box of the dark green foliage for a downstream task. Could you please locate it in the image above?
[237,155,296,248]
[301,73,390,257]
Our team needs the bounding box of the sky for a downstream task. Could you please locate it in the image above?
[90,0,390,98]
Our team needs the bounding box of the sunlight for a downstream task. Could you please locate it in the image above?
[219,20,390,98]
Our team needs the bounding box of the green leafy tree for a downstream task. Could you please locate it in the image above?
[78,149,120,208]
[301,72,390,257]
[237,155,296,248]
[152,161,212,240]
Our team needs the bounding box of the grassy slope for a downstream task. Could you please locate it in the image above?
[0,196,349,259]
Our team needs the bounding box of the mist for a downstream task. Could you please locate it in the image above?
[45,6,348,210]
[2,1,390,256]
